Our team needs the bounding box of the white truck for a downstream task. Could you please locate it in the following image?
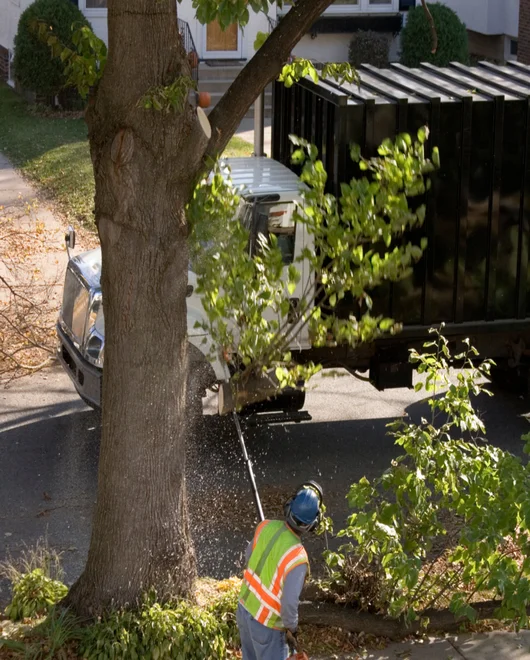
[57,157,319,417]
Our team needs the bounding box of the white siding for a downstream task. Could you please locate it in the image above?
[77,0,272,61]
[293,33,402,64]
[440,0,519,38]
[293,34,352,63]
[0,0,34,51]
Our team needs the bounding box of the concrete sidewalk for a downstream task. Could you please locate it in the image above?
[315,630,530,659]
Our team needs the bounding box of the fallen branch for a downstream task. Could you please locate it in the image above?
[299,598,507,639]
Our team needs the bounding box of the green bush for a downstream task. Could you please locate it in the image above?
[349,30,391,68]
[79,590,240,660]
[400,2,469,68]
[205,582,240,649]
[13,0,91,99]
[325,327,530,627]
[4,568,68,620]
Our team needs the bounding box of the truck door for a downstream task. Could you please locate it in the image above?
[250,200,311,351]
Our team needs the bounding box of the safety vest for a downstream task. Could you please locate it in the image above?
[239,519,308,629]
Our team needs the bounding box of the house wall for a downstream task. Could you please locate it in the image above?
[519,0,530,64]
[77,1,271,60]
[0,45,9,81]
[439,0,519,38]
[0,0,34,54]
[292,31,401,63]
[467,29,505,61]
[177,3,271,60]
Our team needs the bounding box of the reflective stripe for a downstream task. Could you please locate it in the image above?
[246,568,282,609]
[256,605,270,625]
[271,545,306,594]
[253,520,269,550]
[244,569,281,615]
[240,520,309,629]
[264,608,274,626]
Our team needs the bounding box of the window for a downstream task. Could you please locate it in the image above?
[85,0,107,7]
[511,39,518,57]
[249,203,296,266]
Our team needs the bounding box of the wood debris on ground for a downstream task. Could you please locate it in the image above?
[0,193,98,384]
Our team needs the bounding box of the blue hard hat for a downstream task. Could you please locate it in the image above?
[285,481,323,533]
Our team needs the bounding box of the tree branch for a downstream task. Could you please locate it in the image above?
[205,0,335,159]
[420,0,438,54]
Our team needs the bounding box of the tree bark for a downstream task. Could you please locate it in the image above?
[64,0,337,617]
[65,0,208,616]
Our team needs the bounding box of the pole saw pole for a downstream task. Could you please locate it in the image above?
[232,410,265,522]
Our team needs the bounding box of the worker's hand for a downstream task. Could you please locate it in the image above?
[286,629,298,649]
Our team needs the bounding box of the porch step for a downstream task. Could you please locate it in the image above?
[198,62,272,119]
[198,63,245,80]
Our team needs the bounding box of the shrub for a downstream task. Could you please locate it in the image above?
[4,568,68,620]
[400,2,469,68]
[79,593,239,660]
[349,31,391,69]
[13,0,91,99]
[205,579,240,649]
[325,327,530,627]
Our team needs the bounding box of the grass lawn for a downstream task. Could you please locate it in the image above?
[0,83,253,227]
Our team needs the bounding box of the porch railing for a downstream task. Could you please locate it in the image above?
[178,18,199,83]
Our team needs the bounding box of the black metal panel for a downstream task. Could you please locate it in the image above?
[271,62,530,332]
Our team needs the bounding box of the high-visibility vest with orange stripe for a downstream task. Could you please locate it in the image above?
[239,519,308,629]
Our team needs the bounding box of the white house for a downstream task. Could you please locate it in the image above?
[1,0,417,86]
[71,0,416,63]
[440,0,520,62]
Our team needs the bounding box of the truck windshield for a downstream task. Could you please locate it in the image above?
[250,202,296,265]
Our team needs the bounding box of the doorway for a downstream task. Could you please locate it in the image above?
[203,19,242,59]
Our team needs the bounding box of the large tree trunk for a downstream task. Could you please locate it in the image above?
[64,0,336,617]
[65,0,208,616]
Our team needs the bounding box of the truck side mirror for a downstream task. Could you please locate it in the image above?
[65,226,76,258]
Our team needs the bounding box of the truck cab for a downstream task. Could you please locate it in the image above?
[56,157,310,412]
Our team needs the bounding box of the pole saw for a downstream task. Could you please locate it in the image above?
[231,411,310,660]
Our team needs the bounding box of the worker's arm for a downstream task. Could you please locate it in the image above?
[245,541,252,564]
[280,563,307,632]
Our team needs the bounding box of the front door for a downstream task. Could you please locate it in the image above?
[204,19,242,59]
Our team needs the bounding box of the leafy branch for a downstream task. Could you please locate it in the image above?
[324,328,530,628]
[278,58,358,88]
[188,128,436,405]
[31,20,107,97]
[138,76,197,114]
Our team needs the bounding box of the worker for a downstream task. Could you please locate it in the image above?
[237,481,324,660]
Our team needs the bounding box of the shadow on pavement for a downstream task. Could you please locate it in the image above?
[0,383,528,603]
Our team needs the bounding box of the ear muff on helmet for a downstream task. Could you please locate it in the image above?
[284,480,324,533]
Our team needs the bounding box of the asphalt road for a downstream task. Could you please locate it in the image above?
[1,363,529,604]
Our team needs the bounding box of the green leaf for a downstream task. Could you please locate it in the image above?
[253,31,268,51]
